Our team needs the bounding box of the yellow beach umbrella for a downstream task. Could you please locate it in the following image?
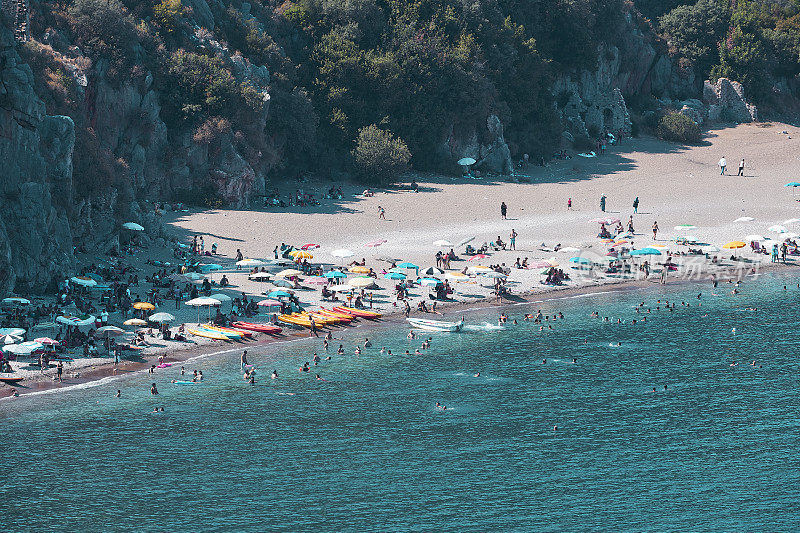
[723,241,747,249]
[132,302,155,311]
[350,276,375,288]
[290,250,314,260]
[350,266,371,274]
[123,318,147,326]
[649,243,668,248]
[277,269,303,278]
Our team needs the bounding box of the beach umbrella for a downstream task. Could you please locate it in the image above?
[590,217,619,224]
[701,245,720,253]
[350,266,371,274]
[186,297,221,307]
[3,341,43,356]
[446,272,469,281]
[397,262,418,269]
[277,269,303,278]
[236,258,268,268]
[783,218,800,224]
[168,273,190,282]
[257,299,282,307]
[0,328,26,337]
[467,265,491,274]
[458,157,476,166]
[350,277,375,288]
[785,182,800,187]
[559,247,582,253]
[2,297,30,306]
[331,249,354,258]
[272,279,295,288]
[304,276,328,285]
[149,312,175,323]
[734,216,755,222]
[422,267,445,276]
[744,234,764,242]
[433,240,453,247]
[569,256,593,264]
[289,250,314,260]
[418,277,442,287]
[301,243,320,250]
[70,276,97,287]
[266,290,291,299]
[330,284,355,292]
[528,260,553,269]
[96,326,125,338]
[268,258,294,266]
[388,267,407,274]
[199,264,223,272]
[376,257,401,263]
[365,240,387,247]
[0,334,21,345]
[209,293,231,304]
[132,302,155,311]
[674,225,696,231]
[122,222,144,231]
[324,271,346,279]
[782,233,798,241]
[723,241,747,249]
[457,236,476,247]
[249,272,271,281]
[629,248,662,256]
[384,272,406,280]
[184,272,206,281]
[768,225,787,233]
[468,254,489,261]
[34,336,59,346]
[124,318,147,327]
[481,271,507,279]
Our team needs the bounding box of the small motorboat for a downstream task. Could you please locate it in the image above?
[406,317,464,332]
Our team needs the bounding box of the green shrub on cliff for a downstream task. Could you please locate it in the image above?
[352,125,411,184]
[656,112,701,143]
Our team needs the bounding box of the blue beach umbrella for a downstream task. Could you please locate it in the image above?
[266,290,291,298]
[784,182,800,187]
[418,277,442,287]
[569,256,592,265]
[397,262,419,269]
[384,272,407,280]
[324,271,347,279]
[629,247,662,256]
[199,264,223,272]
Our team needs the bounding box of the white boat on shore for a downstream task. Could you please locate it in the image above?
[406,317,464,332]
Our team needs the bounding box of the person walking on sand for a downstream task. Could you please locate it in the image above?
[719,156,727,175]
[738,158,745,176]
[633,196,639,214]
[600,195,606,212]
[652,221,659,240]
[501,202,507,219]
[378,206,386,220]
[567,197,572,210]
[510,229,518,251]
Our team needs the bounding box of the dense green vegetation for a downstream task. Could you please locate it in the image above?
[656,111,702,143]
[655,0,800,101]
[352,124,411,184]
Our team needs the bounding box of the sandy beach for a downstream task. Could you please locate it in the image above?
[3,122,800,397]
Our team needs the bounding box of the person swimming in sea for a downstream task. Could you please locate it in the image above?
[271,370,278,379]
[150,383,158,395]
[380,347,386,355]
[115,390,121,398]
[415,349,421,355]
[337,345,344,355]
[474,372,480,377]
[364,338,372,348]
[408,330,416,339]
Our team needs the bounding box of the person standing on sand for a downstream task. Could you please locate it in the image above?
[378,206,386,219]
[600,195,606,212]
[567,198,572,210]
[719,157,727,175]
[501,202,507,219]
[57,361,63,382]
[738,158,745,176]
[510,229,518,250]
[633,196,639,214]
[652,221,659,240]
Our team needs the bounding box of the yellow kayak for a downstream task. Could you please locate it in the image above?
[188,328,229,341]
[278,314,313,328]
[200,324,246,339]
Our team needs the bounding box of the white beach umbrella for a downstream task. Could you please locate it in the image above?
[3,341,43,355]
[457,236,476,247]
[701,245,720,253]
[744,234,765,242]
[734,216,755,222]
[236,258,268,268]
[69,276,97,287]
[422,267,445,276]
[0,328,26,336]
[149,312,176,323]
[458,157,476,166]
[349,277,377,289]
[96,326,125,337]
[559,247,581,253]
[331,249,354,258]
[481,271,508,279]
[0,334,22,345]
[2,297,30,306]
[122,222,144,231]
[768,225,787,233]
[783,218,800,224]
[209,294,232,305]
[433,240,453,247]
[249,272,271,280]
[186,297,221,307]
[330,284,355,292]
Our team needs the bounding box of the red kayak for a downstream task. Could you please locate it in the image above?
[230,322,283,335]
[0,375,23,384]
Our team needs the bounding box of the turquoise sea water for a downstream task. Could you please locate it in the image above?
[2,273,800,532]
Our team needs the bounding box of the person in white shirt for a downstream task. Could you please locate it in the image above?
[737,158,745,176]
[719,157,727,175]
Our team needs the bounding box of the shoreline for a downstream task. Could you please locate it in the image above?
[4,259,794,400]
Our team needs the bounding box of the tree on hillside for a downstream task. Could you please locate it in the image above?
[352,125,411,184]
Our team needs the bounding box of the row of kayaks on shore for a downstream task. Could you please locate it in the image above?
[186,307,382,340]
[278,306,382,329]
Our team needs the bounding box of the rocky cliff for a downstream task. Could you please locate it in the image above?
[0,24,75,294]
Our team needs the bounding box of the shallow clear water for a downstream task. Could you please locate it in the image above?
[2,274,800,531]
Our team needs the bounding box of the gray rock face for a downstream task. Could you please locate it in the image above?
[703,78,757,123]
[0,25,76,294]
[553,45,633,142]
[437,114,512,175]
